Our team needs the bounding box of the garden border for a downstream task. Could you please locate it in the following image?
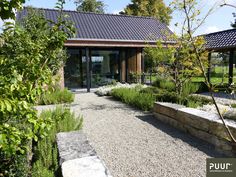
[153,102,236,156]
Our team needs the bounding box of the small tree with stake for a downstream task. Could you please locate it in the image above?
[171,0,236,142]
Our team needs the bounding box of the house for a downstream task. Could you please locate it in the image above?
[17,7,174,92]
[204,29,236,84]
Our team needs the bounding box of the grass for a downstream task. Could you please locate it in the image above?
[31,107,83,177]
[39,88,74,105]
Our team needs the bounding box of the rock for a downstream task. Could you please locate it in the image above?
[57,131,96,164]
[224,109,236,121]
[62,156,112,177]
[153,102,185,119]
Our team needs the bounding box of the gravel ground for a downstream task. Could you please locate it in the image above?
[70,92,224,177]
[196,92,236,105]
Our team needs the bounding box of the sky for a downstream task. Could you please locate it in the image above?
[0,0,235,35]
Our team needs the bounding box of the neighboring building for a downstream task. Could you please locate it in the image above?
[204,29,236,84]
[17,7,174,91]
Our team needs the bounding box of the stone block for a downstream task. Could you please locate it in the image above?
[57,131,96,164]
[153,102,185,119]
[209,121,231,141]
[153,112,186,132]
[62,156,112,177]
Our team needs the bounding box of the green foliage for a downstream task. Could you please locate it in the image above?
[75,0,105,13]
[182,81,201,96]
[140,86,212,108]
[111,88,155,111]
[145,36,208,95]
[155,91,182,103]
[0,153,29,177]
[152,77,175,91]
[121,0,172,25]
[39,89,75,105]
[0,2,75,176]
[0,0,25,20]
[32,107,83,177]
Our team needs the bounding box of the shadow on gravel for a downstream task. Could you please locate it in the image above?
[136,114,225,158]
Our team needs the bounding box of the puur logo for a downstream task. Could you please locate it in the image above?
[209,162,233,173]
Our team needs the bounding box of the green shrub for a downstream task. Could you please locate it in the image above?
[0,153,29,177]
[182,82,201,96]
[140,86,161,94]
[152,77,175,91]
[39,88,74,105]
[193,81,209,93]
[31,107,83,177]
[186,95,212,107]
[155,91,182,104]
[111,88,155,111]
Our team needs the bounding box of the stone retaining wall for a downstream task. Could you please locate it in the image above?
[56,131,112,177]
[153,102,236,156]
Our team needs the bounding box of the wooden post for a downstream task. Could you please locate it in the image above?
[229,49,234,85]
[207,52,211,83]
[86,47,90,92]
[120,49,126,83]
[136,48,142,74]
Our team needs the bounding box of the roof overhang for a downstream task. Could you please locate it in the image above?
[65,38,176,48]
[206,45,236,52]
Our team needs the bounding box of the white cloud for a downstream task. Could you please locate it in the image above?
[112,10,122,14]
[204,26,222,34]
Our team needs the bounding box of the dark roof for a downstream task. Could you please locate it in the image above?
[17,7,173,43]
[204,29,236,50]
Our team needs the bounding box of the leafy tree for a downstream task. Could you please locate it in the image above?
[0,1,75,175]
[172,0,236,142]
[145,36,207,94]
[0,0,25,20]
[75,0,105,13]
[121,0,172,25]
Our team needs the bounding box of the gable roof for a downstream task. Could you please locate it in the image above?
[16,7,174,47]
[204,29,236,50]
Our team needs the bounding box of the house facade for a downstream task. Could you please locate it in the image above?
[17,7,174,91]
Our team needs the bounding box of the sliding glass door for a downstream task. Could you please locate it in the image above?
[64,48,120,88]
[91,50,120,87]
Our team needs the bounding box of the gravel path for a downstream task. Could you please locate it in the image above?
[70,92,224,177]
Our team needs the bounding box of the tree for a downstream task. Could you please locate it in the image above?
[0,0,25,20]
[145,34,207,94]
[75,0,105,13]
[171,0,236,143]
[121,0,172,25]
[0,1,75,175]
[220,1,236,28]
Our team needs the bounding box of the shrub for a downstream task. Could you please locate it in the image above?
[155,91,182,103]
[182,82,201,96]
[111,88,155,111]
[140,86,161,94]
[193,81,209,93]
[152,77,175,91]
[38,88,74,105]
[31,107,83,177]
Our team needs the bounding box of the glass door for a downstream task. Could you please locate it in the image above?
[91,50,120,87]
[64,49,86,88]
